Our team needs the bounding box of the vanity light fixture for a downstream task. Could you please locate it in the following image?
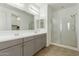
[28,5,39,15]
[29,8,39,15]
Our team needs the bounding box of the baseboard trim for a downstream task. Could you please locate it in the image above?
[51,43,79,52]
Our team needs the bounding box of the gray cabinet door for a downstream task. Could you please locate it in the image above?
[0,45,22,56]
[34,34,46,53]
[24,40,35,56]
[35,38,41,52]
[23,34,46,56]
[41,34,46,48]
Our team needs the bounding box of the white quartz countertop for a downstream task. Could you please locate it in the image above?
[0,30,46,43]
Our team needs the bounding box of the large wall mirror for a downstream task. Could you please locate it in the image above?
[0,4,45,31]
[0,4,34,31]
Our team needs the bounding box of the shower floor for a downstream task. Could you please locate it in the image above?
[35,45,79,56]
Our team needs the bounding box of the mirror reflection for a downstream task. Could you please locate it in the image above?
[11,14,21,30]
[0,4,34,31]
[40,19,44,28]
[0,3,45,31]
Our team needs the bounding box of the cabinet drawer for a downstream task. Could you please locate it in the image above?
[24,34,46,42]
[41,34,47,38]
[0,39,22,50]
[24,39,34,47]
[24,36,36,42]
[0,45,22,56]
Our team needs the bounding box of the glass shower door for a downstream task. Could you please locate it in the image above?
[61,15,77,47]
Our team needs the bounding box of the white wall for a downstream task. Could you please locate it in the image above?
[47,5,54,46]
[40,4,48,46]
[40,4,48,32]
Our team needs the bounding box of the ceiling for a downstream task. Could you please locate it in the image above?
[26,3,78,11]
[6,3,78,15]
[48,3,78,11]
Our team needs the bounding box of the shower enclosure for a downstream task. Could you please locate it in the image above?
[52,13,77,48]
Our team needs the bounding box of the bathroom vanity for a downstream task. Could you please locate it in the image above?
[0,33,46,56]
[0,4,47,56]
